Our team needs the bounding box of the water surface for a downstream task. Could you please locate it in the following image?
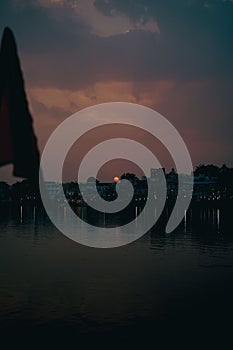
[0,204,232,345]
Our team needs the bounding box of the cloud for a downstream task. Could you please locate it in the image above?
[29,80,174,115]
[27,77,233,172]
[0,0,232,182]
[29,0,159,37]
[2,0,232,91]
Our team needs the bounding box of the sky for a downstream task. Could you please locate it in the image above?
[0,0,232,182]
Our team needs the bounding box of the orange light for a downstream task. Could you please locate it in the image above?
[113,176,120,183]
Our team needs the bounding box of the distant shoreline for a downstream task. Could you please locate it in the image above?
[0,197,232,209]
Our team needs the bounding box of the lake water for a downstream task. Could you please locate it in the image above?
[0,203,232,346]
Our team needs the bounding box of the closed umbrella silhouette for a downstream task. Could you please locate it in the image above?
[0,27,39,179]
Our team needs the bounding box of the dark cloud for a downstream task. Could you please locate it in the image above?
[1,0,232,90]
[95,0,233,77]
[0,1,90,54]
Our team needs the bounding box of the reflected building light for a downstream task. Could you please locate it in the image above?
[33,205,36,225]
[217,209,220,232]
[184,209,187,233]
[135,206,139,226]
[212,208,215,225]
[20,204,23,224]
[63,206,67,222]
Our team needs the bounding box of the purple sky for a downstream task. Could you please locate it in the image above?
[0,0,232,182]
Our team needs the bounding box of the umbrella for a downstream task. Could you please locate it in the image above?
[0,27,39,179]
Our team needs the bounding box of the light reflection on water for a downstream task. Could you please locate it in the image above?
[0,203,232,343]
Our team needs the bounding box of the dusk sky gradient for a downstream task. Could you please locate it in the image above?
[0,0,232,182]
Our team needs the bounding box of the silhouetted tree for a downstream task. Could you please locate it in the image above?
[121,173,139,185]
[194,164,219,178]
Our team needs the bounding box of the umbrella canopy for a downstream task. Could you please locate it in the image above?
[0,27,39,179]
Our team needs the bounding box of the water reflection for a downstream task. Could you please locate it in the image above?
[0,202,232,243]
[0,202,233,344]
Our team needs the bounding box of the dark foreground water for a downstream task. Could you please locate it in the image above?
[0,203,232,346]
